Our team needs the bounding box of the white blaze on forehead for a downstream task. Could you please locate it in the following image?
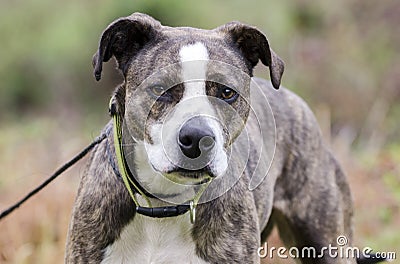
[179,42,209,60]
[176,42,227,177]
[179,42,209,99]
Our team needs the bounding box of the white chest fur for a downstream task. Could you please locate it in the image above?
[101,213,209,264]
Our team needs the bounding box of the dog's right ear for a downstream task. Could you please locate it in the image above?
[92,13,161,81]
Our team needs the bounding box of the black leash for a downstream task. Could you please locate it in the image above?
[0,133,107,221]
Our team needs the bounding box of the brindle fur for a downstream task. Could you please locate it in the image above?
[66,13,359,264]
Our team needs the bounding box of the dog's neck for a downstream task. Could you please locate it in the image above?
[133,142,199,206]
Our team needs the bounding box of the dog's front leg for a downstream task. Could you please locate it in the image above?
[193,178,261,264]
[65,132,135,263]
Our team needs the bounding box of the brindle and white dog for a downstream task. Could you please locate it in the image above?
[66,13,383,264]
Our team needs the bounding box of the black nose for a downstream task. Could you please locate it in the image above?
[178,118,216,159]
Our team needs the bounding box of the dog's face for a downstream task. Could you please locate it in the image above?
[93,13,284,197]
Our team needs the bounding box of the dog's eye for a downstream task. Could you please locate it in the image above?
[150,85,166,97]
[219,87,238,103]
[221,88,235,99]
[148,85,175,103]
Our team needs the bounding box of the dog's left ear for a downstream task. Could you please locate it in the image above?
[218,22,284,89]
[92,13,162,81]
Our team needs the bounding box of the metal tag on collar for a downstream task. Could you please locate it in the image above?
[189,200,196,224]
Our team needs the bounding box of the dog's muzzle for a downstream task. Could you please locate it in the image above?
[172,117,217,177]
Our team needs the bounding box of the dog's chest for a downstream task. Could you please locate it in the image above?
[101,213,209,264]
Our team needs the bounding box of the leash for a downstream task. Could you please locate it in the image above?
[0,133,107,221]
[110,99,211,223]
[0,101,212,223]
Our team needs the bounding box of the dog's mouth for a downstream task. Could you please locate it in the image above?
[163,166,215,185]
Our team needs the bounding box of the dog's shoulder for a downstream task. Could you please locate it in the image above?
[252,77,323,145]
[252,78,316,122]
[66,121,136,262]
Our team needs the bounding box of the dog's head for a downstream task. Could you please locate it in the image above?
[93,13,284,194]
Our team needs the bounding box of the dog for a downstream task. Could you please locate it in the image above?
[66,13,384,264]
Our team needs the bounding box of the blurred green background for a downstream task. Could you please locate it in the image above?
[0,0,399,263]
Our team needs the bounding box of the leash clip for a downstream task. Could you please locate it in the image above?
[189,200,196,224]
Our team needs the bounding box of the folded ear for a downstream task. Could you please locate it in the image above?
[92,13,161,81]
[218,22,284,89]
